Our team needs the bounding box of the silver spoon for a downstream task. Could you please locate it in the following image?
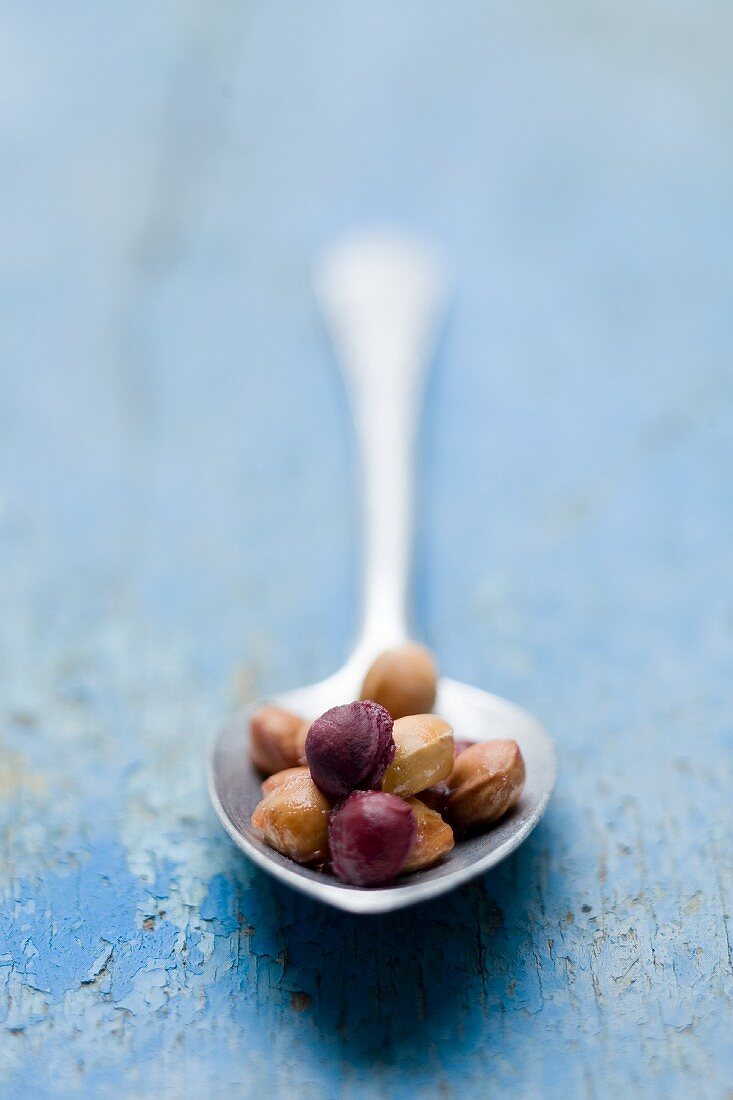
[209,229,557,914]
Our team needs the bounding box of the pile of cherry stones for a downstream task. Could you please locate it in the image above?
[249,644,526,887]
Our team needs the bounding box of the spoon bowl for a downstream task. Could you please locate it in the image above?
[208,230,557,913]
[209,667,556,914]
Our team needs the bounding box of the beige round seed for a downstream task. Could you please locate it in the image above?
[249,704,309,776]
[381,714,454,797]
[402,798,455,874]
[446,739,525,835]
[251,773,331,865]
[360,643,438,719]
[261,765,311,795]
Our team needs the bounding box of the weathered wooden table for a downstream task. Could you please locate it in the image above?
[1,3,731,1096]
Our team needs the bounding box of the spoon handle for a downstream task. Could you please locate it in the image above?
[314,230,445,659]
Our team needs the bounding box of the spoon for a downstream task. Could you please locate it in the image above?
[209,229,557,914]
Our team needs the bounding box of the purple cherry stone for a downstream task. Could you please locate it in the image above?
[329,791,417,886]
[305,700,395,800]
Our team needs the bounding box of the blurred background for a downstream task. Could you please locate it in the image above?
[0,2,731,1097]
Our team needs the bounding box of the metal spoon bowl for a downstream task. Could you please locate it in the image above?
[208,231,557,914]
[210,674,555,914]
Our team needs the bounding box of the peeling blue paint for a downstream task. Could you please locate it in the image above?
[0,841,180,1007]
[149,859,177,901]
[200,873,240,936]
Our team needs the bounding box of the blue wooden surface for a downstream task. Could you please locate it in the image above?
[1,3,732,1096]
